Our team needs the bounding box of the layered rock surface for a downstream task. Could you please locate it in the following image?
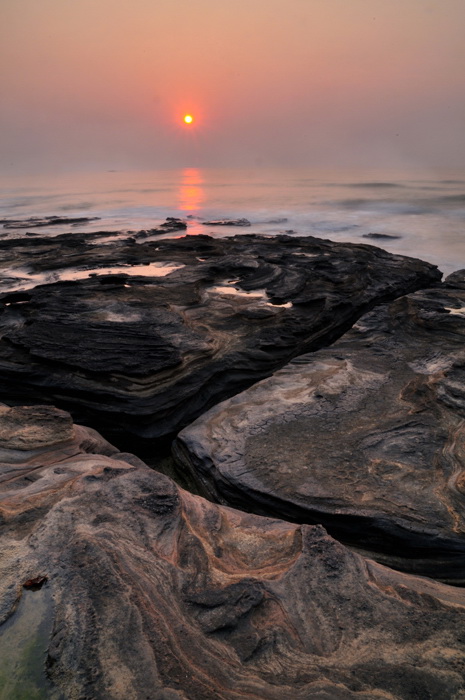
[174,274,465,582]
[0,233,440,442]
[1,406,465,699]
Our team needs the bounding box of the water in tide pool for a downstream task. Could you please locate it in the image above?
[0,167,464,276]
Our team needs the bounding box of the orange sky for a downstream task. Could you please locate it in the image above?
[1,0,465,173]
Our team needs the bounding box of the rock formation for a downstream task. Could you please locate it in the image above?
[362,232,401,240]
[174,273,465,582]
[0,215,100,229]
[1,227,463,697]
[202,218,251,226]
[1,406,465,699]
[0,234,441,443]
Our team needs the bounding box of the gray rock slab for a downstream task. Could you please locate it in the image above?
[174,273,465,582]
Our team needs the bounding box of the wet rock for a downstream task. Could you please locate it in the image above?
[0,235,441,441]
[0,216,100,229]
[362,232,401,239]
[174,276,465,582]
[202,218,251,226]
[159,216,187,229]
[1,407,465,699]
[133,218,188,237]
[444,269,465,290]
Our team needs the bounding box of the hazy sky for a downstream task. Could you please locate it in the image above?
[1,0,465,173]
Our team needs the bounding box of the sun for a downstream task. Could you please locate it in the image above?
[183,114,194,125]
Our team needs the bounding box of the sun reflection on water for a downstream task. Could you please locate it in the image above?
[178,168,204,234]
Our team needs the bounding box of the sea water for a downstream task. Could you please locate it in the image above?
[0,167,464,276]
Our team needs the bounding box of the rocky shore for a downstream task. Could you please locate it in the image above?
[0,229,440,443]
[2,405,465,699]
[0,222,464,699]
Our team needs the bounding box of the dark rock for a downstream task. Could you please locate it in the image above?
[133,217,187,238]
[362,232,401,239]
[202,218,251,226]
[444,269,465,289]
[159,217,187,230]
[0,235,441,441]
[1,406,465,699]
[0,216,100,229]
[174,276,465,582]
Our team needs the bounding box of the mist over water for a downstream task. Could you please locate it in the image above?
[1,167,464,276]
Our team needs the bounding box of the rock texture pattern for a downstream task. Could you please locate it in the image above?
[0,234,441,442]
[1,406,465,699]
[174,273,465,582]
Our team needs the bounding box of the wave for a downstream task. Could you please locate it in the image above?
[341,182,405,189]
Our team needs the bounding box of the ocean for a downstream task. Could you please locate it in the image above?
[1,167,464,277]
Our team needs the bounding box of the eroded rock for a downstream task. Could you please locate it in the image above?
[1,407,465,699]
[174,274,465,582]
[0,405,73,450]
[0,234,441,442]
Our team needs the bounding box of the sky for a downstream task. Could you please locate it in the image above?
[1,0,465,174]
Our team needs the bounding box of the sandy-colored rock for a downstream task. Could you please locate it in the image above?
[0,405,74,450]
[1,407,465,699]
